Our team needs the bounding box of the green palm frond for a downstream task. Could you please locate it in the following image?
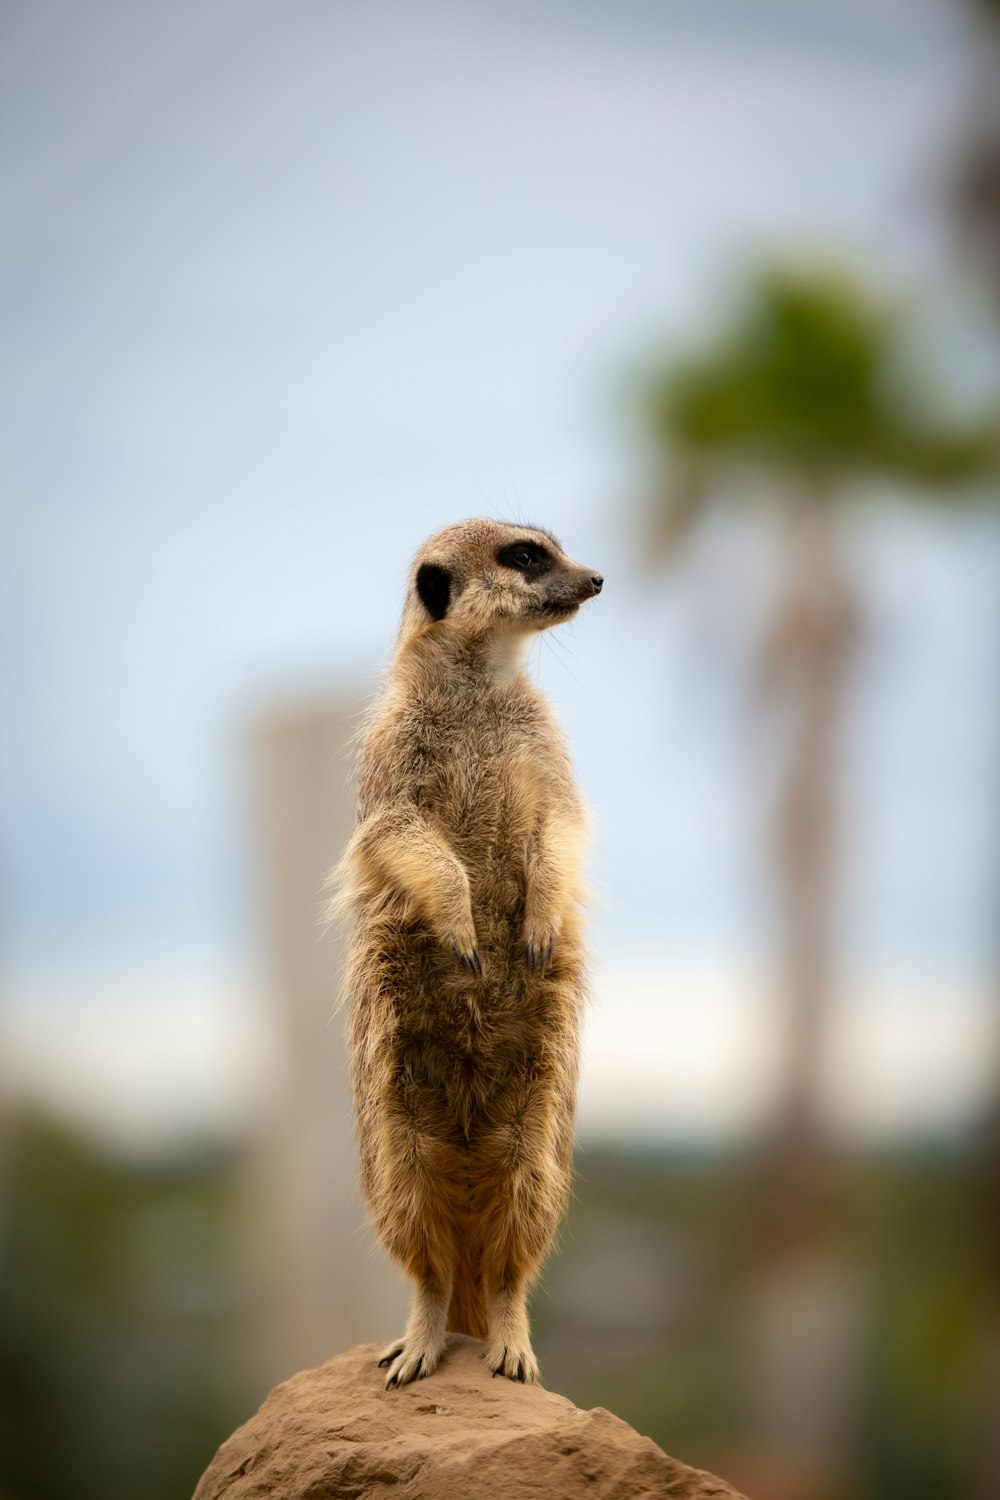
[639,264,1000,540]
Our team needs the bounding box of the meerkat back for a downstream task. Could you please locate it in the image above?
[337,518,602,1387]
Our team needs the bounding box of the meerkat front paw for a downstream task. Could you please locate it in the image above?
[524,937,554,972]
[443,912,484,977]
[378,1337,443,1389]
[488,1340,540,1384]
[523,921,557,973]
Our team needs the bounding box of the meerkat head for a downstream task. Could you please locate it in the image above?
[400,519,603,651]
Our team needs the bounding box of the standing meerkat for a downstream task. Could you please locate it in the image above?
[336,518,602,1389]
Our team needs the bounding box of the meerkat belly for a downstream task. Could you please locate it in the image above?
[391,1020,537,1143]
[359,720,566,1140]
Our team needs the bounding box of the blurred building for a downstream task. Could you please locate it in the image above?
[252,699,406,1384]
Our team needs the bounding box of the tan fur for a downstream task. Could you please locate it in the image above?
[336,518,602,1388]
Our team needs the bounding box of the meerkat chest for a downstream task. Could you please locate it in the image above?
[419,709,553,850]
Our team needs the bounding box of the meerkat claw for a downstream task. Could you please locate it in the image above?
[386,1355,423,1389]
[384,1344,438,1389]
[489,1341,539,1383]
[452,946,483,976]
[526,939,555,972]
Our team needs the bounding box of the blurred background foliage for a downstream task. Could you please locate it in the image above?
[640,265,1000,533]
[0,1115,256,1500]
[3,3,1000,1499]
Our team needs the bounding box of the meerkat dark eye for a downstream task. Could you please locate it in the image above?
[496,541,552,574]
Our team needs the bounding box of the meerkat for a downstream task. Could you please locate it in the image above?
[335,518,602,1389]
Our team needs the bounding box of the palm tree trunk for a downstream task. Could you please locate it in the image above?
[744,498,861,1498]
[768,500,855,1215]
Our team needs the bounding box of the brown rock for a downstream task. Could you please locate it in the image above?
[194,1334,747,1500]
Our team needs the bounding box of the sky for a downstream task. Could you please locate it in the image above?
[2,0,999,1148]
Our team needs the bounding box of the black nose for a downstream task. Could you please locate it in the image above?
[591,574,604,595]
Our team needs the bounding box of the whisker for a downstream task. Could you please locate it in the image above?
[474,482,505,522]
[547,629,581,663]
[543,629,584,687]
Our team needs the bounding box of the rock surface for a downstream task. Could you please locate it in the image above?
[194,1334,747,1499]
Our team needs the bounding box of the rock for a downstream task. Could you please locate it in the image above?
[194,1334,747,1500]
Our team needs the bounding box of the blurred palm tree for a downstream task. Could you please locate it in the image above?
[638,263,999,1496]
[641,265,997,1174]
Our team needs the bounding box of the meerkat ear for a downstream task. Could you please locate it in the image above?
[416,562,452,621]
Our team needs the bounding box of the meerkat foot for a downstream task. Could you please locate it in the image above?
[380,1276,450,1389]
[488,1339,539,1384]
[486,1278,538,1382]
[382,1338,444,1389]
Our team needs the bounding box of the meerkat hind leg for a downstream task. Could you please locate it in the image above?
[487,1276,539,1384]
[380,1259,452,1390]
